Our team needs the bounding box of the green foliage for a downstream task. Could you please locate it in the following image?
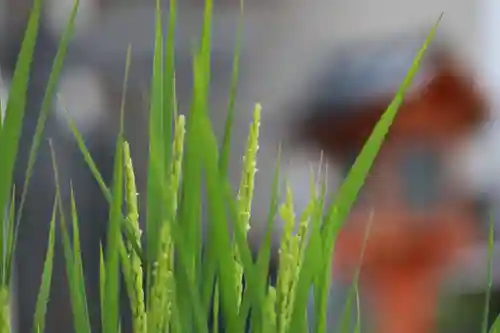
[2,1,492,333]
[32,198,57,333]
[0,4,43,326]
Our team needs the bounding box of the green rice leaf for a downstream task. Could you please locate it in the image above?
[218,0,244,175]
[337,211,373,333]
[102,44,129,333]
[49,140,91,333]
[146,0,166,275]
[99,243,105,329]
[2,188,16,287]
[32,198,57,333]
[0,0,41,254]
[163,0,177,171]
[485,213,495,333]
[69,184,92,332]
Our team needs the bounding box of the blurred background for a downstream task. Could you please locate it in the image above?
[1,0,500,332]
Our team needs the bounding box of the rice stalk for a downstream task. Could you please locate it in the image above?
[275,164,318,333]
[234,103,261,310]
[148,113,185,332]
[276,184,299,333]
[264,286,277,332]
[123,141,146,333]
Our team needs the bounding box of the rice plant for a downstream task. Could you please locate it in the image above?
[0,0,483,332]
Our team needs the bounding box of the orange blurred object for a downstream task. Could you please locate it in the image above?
[333,212,476,333]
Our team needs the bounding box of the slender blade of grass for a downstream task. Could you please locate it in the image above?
[0,192,6,284]
[103,44,129,333]
[484,213,495,333]
[0,187,15,332]
[170,279,185,333]
[99,243,105,329]
[146,0,166,275]
[337,211,373,333]
[0,0,41,248]
[69,185,92,331]
[161,0,177,295]
[49,141,91,333]
[1,188,16,287]
[212,280,220,333]
[199,0,213,81]
[177,24,206,300]
[173,44,208,329]
[199,113,239,332]
[32,198,57,333]
[163,0,177,172]
[218,0,244,175]
[102,124,124,333]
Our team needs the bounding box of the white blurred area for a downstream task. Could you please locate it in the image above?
[54,66,108,135]
[44,0,98,38]
[447,0,500,292]
[459,0,500,199]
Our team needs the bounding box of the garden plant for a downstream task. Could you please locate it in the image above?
[0,0,497,332]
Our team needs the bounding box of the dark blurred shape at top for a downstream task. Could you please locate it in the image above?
[296,31,486,157]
